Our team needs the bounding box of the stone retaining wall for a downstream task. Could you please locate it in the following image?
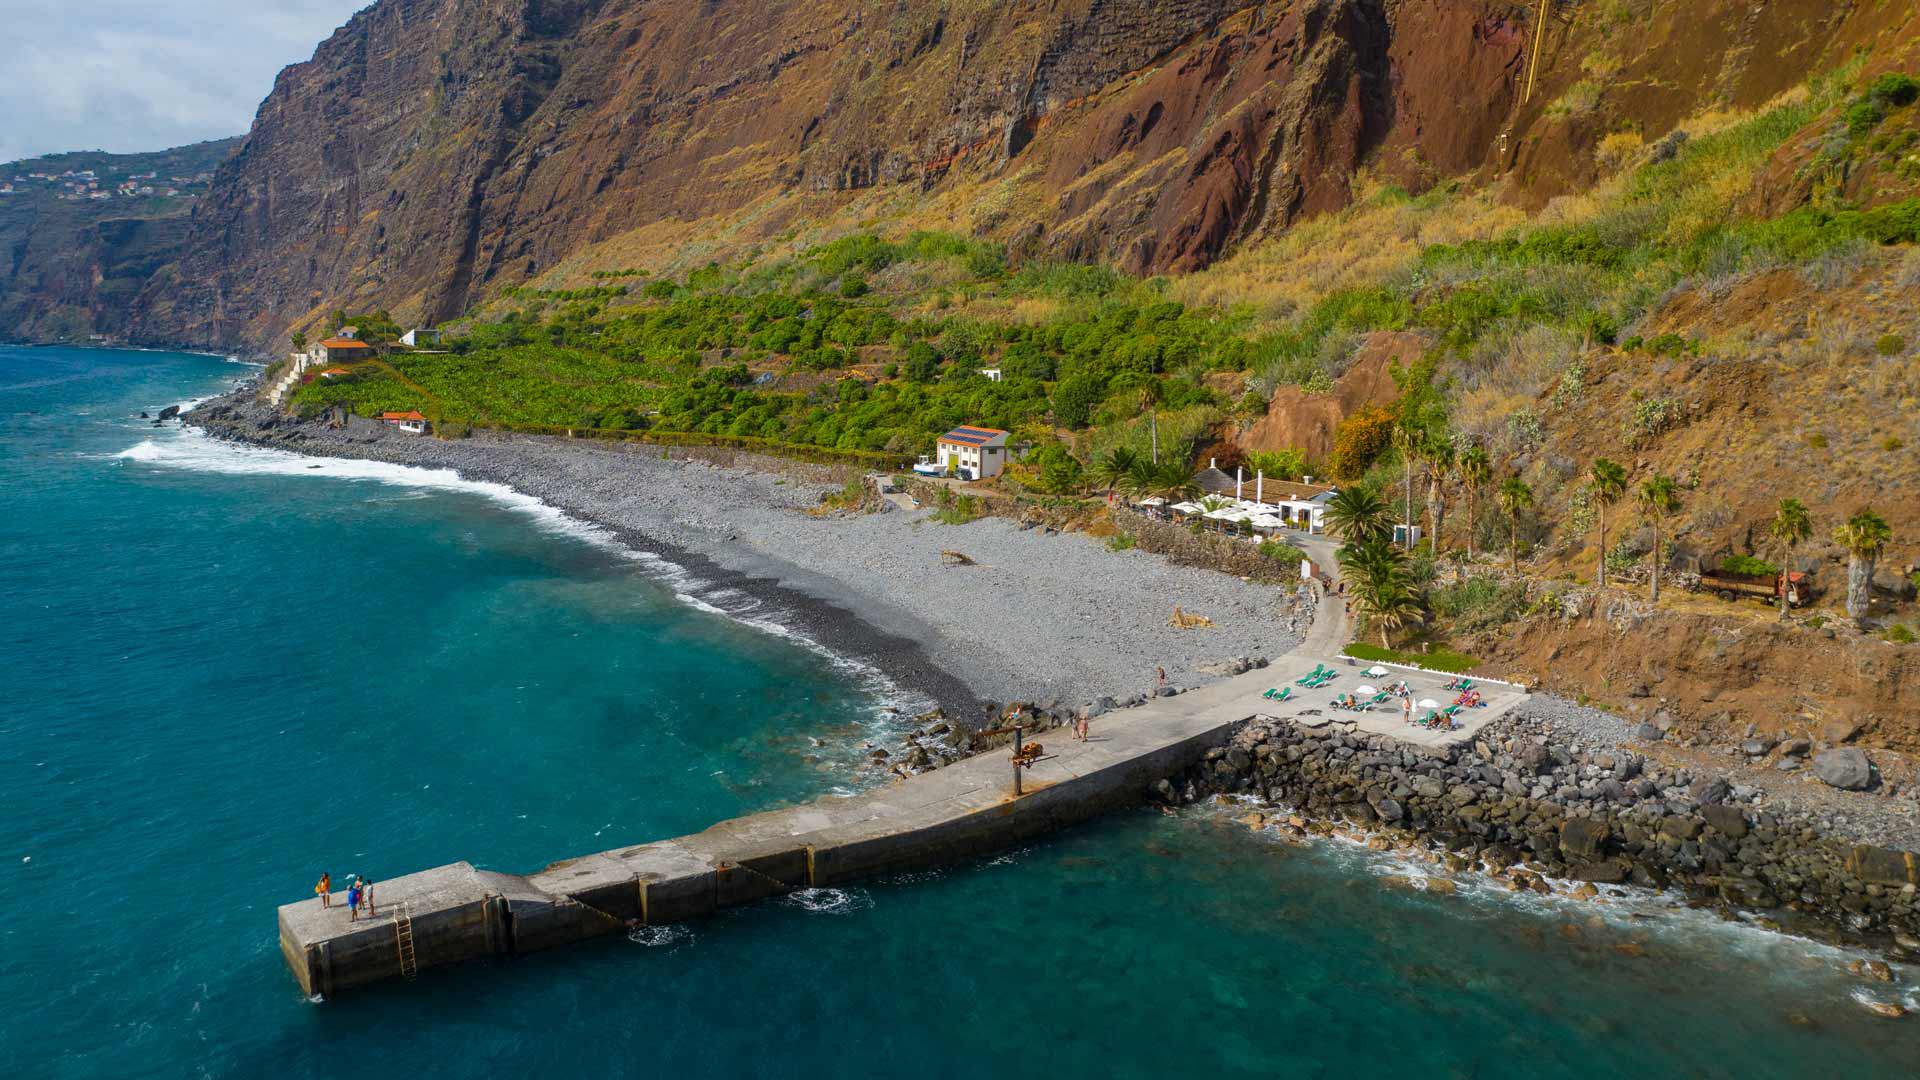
[1170,716,1920,943]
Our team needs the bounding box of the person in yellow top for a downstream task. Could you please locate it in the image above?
[315,872,332,908]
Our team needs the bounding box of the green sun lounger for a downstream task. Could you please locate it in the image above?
[1370,692,1389,704]
[1442,703,1463,717]
[1263,687,1292,701]
[1295,664,1329,686]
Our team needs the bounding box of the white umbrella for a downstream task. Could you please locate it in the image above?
[1249,514,1286,530]
[1171,501,1204,514]
[1417,698,1441,710]
[1364,665,1390,678]
[1140,496,1167,506]
[1356,685,1377,696]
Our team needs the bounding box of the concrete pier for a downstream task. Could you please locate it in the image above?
[280,685,1254,996]
[279,593,1526,997]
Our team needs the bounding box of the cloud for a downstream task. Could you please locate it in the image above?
[0,0,368,162]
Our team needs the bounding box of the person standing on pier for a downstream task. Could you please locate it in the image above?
[315,872,331,909]
[362,878,377,918]
[346,879,362,922]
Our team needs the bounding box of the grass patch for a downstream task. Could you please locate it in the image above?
[1341,642,1481,674]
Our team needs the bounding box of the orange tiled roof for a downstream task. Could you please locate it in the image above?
[379,411,426,422]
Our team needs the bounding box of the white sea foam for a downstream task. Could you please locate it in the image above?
[780,887,873,915]
[626,924,695,949]
[1222,801,1909,992]
[112,425,936,764]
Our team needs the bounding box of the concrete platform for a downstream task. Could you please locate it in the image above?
[1222,656,1526,747]
[277,581,1525,996]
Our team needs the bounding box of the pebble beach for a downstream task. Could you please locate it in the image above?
[186,393,1303,713]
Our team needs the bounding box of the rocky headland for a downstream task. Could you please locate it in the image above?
[1174,703,1920,964]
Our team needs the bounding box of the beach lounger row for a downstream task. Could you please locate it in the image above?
[1262,687,1293,701]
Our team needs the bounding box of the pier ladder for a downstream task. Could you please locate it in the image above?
[394,903,419,980]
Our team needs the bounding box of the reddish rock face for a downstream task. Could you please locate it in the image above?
[106,0,1912,351]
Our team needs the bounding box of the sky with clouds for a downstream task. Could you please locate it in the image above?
[3,0,369,163]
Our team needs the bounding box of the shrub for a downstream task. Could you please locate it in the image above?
[1625,395,1684,446]
[1869,73,1920,110]
[1328,405,1396,480]
[1547,80,1604,117]
[1805,432,1829,449]
[1884,436,1906,452]
[1595,130,1645,172]
[1429,576,1528,632]
[931,487,983,525]
[1107,531,1137,552]
[1257,539,1307,564]
[1031,443,1084,494]
[1245,447,1310,481]
[1886,624,1916,645]
[1876,333,1906,356]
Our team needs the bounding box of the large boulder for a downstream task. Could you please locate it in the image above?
[1515,741,1552,776]
[1689,776,1731,805]
[1700,804,1748,838]
[1559,817,1610,860]
[1812,748,1874,791]
[1845,845,1916,886]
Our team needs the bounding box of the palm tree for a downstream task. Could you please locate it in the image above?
[1340,536,1405,586]
[1354,573,1424,648]
[1766,498,1812,620]
[1324,486,1393,547]
[1421,432,1453,554]
[1589,458,1627,587]
[1145,460,1199,505]
[1636,473,1680,602]
[1457,444,1490,561]
[1338,539,1420,646]
[1392,423,1417,548]
[1094,447,1141,498]
[1832,507,1892,625]
[1496,475,1533,573]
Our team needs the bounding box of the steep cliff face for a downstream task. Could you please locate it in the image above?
[100,0,1920,350]
[0,139,237,342]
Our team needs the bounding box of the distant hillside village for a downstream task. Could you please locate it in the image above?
[0,165,212,202]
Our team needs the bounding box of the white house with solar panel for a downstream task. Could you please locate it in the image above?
[934,425,1010,480]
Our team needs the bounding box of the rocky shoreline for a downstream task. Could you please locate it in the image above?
[174,384,1920,966]
[1169,708,1920,969]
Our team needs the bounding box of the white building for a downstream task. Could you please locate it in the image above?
[380,411,428,435]
[935,425,1009,481]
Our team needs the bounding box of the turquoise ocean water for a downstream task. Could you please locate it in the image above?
[3,346,1916,1078]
